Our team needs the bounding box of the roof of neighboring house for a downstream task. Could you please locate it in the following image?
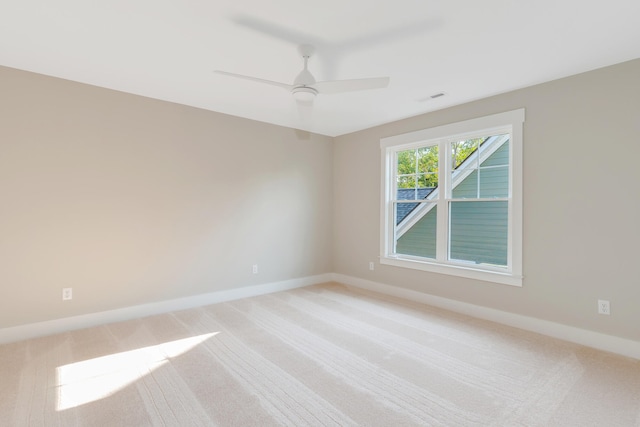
[396,188,434,224]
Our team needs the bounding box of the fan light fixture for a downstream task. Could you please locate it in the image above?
[292,87,317,102]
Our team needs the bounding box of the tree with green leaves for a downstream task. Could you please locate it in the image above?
[397,138,486,190]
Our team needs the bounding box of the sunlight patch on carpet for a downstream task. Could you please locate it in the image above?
[55,332,218,411]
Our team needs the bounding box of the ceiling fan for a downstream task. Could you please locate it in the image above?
[215,44,389,103]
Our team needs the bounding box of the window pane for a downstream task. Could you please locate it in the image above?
[479,166,508,198]
[395,203,437,258]
[397,176,417,199]
[418,173,438,188]
[451,135,510,200]
[478,137,509,197]
[397,149,417,175]
[451,139,480,169]
[451,139,480,200]
[480,135,509,167]
[452,169,478,199]
[394,200,416,225]
[417,145,439,187]
[449,201,507,267]
[417,146,438,173]
[397,145,438,197]
[396,189,436,223]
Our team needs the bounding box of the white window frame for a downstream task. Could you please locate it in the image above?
[380,109,524,286]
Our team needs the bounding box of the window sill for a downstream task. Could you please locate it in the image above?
[380,256,523,287]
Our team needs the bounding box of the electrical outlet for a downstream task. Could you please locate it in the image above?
[62,288,73,301]
[598,299,610,315]
[369,261,375,271]
[252,264,258,274]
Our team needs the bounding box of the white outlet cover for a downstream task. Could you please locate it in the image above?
[597,299,610,315]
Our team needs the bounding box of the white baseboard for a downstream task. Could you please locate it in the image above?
[332,273,640,361]
[4,272,638,361]
[0,273,333,345]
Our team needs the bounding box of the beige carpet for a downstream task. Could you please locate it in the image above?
[1,282,639,426]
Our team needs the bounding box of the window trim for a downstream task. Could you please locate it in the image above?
[380,109,524,287]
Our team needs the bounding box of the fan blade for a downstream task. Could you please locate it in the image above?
[314,77,389,94]
[214,70,293,91]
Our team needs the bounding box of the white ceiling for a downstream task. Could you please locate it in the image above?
[1,1,639,137]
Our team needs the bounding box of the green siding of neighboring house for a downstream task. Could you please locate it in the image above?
[396,140,509,265]
[395,206,437,258]
[449,201,508,265]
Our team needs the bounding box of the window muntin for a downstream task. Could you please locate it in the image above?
[380,109,524,286]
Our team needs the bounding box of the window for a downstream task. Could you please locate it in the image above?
[380,109,524,286]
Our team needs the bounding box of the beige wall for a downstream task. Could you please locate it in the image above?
[333,59,640,342]
[0,66,334,328]
[2,59,639,343]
